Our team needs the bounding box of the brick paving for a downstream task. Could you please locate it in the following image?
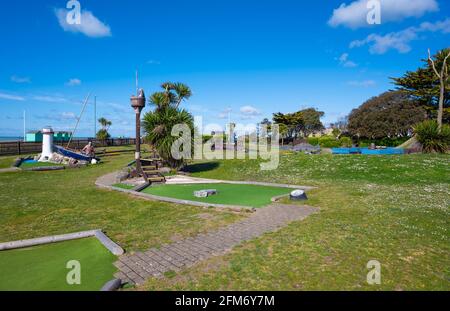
[114,204,318,285]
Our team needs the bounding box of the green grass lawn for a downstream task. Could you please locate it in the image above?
[142,183,292,207]
[142,153,450,291]
[0,148,242,253]
[0,237,116,291]
[0,155,18,169]
[1,149,449,290]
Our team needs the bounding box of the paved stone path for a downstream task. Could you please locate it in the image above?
[114,204,318,285]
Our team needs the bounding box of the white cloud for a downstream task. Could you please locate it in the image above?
[337,53,358,67]
[11,75,31,84]
[347,80,376,87]
[61,112,77,119]
[36,111,77,121]
[55,8,111,38]
[66,78,82,86]
[218,107,232,119]
[350,18,450,54]
[329,0,439,29]
[239,105,261,119]
[33,95,68,103]
[0,92,25,101]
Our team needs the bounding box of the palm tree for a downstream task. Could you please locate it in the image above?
[96,117,112,142]
[143,107,194,168]
[149,92,173,111]
[155,82,192,109]
[173,82,192,108]
[98,117,112,131]
[143,82,194,168]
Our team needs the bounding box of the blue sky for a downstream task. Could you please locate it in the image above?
[0,0,449,137]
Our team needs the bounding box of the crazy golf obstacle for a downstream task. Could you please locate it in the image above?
[20,126,98,169]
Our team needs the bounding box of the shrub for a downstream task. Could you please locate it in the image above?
[318,136,340,148]
[96,129,110,141]
[307,137,319,146]
[358,137,410,147]
[414,120,450,153]
[143,107,195,168]
[339,136,353,147]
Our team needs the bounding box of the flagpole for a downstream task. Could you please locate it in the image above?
[23,110,26,142]
[94,96,97,138]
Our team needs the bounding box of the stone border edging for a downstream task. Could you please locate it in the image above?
[0,167,20,173]
[0,229,124,255]
[94,230,125,256]
[22,166,66,172]
[96,172,316,212]
[100,278,122,291]
[105,183,255,212]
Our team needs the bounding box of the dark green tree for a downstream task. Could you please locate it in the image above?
[143,82,194,168]
[347,91,427,139]
[298,108,325,137]
[96,117,112,141]
[392,48,450,125]
[273,111,304,139]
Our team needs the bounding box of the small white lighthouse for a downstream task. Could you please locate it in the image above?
[39,126,54,162]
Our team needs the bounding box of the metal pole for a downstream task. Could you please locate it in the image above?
[136,70,139,96]
[131,89,146,181]
[94,96,97,138]
[135,110,142,174]
[23,110,26,142]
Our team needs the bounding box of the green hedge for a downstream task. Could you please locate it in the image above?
[307,137,319,146]
[339,137,353,147]
[358,137,410,147]
[319,136,341,148]
[307,136,408,148]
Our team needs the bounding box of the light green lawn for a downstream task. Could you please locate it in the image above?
[0,237,116,291]
[0,156,15,169]
[143,153,450,291]
[1,149,449,290]
[143,183,292,207]
[0,147,242,252]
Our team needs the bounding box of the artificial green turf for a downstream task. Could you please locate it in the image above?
[113,183,135,190]
[0,237,117,291]
[2,149,449,290]
[20,161,64,168]
[143,183,292,207]
[143,154,450,291]
[0,147,242,252]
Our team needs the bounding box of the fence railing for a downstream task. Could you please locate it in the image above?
[0,138,139,156]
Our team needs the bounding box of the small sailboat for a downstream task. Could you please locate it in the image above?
[54,145,97,162]
[54,92,99,162]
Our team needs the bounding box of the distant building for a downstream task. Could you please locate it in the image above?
[53,131,71,142]
[25,130,72,142]
[25,131,43,143]
[308,126,334,138]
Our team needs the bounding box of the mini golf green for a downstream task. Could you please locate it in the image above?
[19,161,64,169]
[0,237,117,291]
[142,183,294,208]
